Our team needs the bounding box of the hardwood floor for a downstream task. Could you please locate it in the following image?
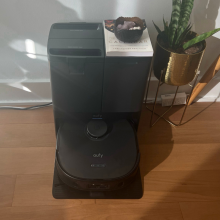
[0,102,220,219]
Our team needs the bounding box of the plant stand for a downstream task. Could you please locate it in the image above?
[145,67,200,127]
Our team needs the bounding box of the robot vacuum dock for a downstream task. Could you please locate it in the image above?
[48,22,152,199]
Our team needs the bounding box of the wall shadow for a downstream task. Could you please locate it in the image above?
[193,0,220,33]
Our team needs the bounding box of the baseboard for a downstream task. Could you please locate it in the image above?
[1,97,219,106]
[144,97,220,104]
[0,100,52,105]
[0,81,52,105]
[145,72,220,104]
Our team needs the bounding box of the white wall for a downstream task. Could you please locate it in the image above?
[0,0,219,104]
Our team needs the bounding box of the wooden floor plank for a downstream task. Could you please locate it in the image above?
[0,106,54,124]
[9,203,183,220]
[1,103,220,219]
[138,120,220,145]
[0,147,55,175]
[12,174,94,207]
[97,170,220,205]
[143,102,220,122]
[0,175,16,207]
[139,103,220,146]
[0,123,56,148]
[144,170,220,203]
[139,143,220,172]
[0,207,11,220]
[180,201,220,220]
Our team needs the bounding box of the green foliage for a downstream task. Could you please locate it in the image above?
[152,20,162,34]
[163,17,169,39]
[183,28,220,49]
[169,0,181,46]
[176,0,194,43]
[152,0,220,52]
[175,23,192,48]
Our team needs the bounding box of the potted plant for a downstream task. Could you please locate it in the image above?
[152,0,220,86]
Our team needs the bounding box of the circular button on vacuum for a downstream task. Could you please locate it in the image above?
[87,120,108,138]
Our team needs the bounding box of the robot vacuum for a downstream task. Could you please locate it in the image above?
[56,119,140,191]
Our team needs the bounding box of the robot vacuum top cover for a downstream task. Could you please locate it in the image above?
[56,119,139,180]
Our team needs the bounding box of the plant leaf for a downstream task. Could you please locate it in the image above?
[169,0,181,46]
[152,20,162,34]
[179,0,186,20]
[176,23,192,47]
[183,28,220,49]
[175,0,194,44]
[163,17,169,38]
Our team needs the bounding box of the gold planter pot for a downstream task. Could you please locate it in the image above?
[153,34,206,86]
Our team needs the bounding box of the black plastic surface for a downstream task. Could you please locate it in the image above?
[48,23,105,113]
[53,23,99,30]
[52,165,143,199]
[47,39,104,58]
[49,23,103,39]
[49,48,102,56]
[102,57,152,112]
[87,120,108,138]
[50,60,104,112]
[48,22,152,132]
[57,120,138,180]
